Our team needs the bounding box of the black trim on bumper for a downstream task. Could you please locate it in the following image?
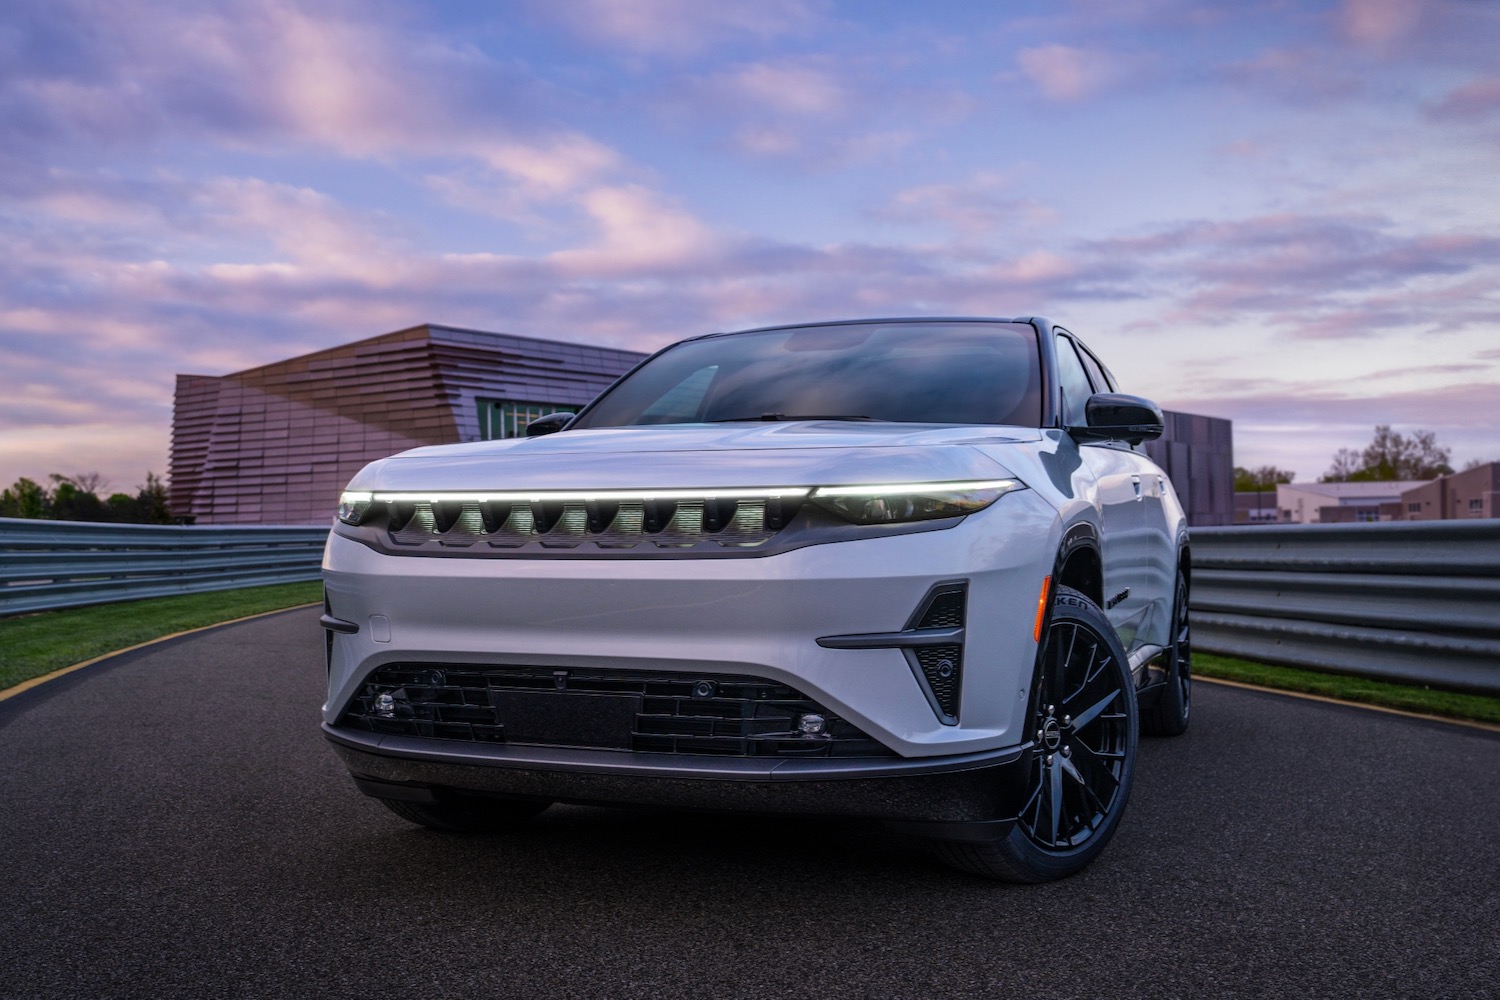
[324,723,1032,824]
[319,614,359,634]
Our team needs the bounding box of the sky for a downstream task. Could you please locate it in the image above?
[2,0,1498,496]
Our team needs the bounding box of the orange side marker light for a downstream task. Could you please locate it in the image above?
[1033,575,1052,643]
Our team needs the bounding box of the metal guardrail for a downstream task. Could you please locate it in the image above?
[0,518,328,617]
[1189,521,1500,696]
[5,516,1497,695]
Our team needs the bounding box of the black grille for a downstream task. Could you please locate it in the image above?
[914,645,963,719]
[916,589,966,629]
[340,665,893,758]
[905,582,966,723]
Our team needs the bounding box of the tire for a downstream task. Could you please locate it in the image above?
[379,794,551,833]
[1141,566,1191,738]
[934,586,1138,882]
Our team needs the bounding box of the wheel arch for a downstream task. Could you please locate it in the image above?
[1051,522,1103,608]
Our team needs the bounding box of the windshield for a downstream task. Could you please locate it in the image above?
[572,322,1042,429]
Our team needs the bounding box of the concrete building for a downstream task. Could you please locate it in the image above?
[1274,480,1427,524]
[1396,462,1500,520]
[168,324,646,524]
[1144,410,1235,527]
[1234,491,1280,524]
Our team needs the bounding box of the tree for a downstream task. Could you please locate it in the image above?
[49,474,104,522]
[1324,448,1363,482]
[135,472,173,524]
[0,471,173,523]
[1322,426,1454,482]
[1233,465,1296,492]
[0,477,49,519]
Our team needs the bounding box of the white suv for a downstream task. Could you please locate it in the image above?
[321,318,1191,882]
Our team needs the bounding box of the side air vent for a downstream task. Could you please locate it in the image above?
[913,645,963,719]
[916,588,966,629]
[905,582,967,725]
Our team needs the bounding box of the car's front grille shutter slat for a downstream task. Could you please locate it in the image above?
[374,492,804,553]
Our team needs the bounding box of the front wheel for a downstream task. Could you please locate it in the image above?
[934,586,1137,882]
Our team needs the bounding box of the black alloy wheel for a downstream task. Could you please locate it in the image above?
[1142,567,1191,737]
[933,586,1137,882]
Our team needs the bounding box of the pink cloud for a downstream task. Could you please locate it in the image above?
[1015,45,1116,102]
[717,62,846,116]
[527,0,827,57]
[1338,0,1423,46]
[1429,76,1500,122]
[876,172,1055,242]
[1221,47,1364,104]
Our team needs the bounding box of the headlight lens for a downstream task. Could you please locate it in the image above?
[809,479,1023,524]
[336,490,375,525]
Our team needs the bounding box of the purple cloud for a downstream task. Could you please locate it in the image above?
[525,0,828,57]
[1429,76,1500,122]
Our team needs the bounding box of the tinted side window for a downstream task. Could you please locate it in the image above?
[1055,335,1094,427]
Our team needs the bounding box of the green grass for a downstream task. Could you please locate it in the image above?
[1195,651,1500,727]
[0,582,322,692]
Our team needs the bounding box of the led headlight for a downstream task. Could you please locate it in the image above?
[336,490,375,525]
[809,479,1023,525]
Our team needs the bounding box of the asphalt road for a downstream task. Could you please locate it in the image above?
[1,607,1496,1000]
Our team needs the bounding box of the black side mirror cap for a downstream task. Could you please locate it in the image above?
[1072,393,1164,444]
[525,412,575,437]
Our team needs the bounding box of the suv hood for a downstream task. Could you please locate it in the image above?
[349,422,1037,493]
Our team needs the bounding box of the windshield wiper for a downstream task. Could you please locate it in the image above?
[706,413,879,422]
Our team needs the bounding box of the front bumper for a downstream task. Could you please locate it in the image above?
[322,488,1061,757]
[325,724,1034,827]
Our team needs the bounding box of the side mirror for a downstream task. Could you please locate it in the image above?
[1072,393,1164,445]
[524,412,575,438]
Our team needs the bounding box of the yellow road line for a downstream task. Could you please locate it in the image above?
[0,602,321,703]
[1196,674,1500,734]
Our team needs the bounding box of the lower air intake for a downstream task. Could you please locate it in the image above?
[339,665,894,759]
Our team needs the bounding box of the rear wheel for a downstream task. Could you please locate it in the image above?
[379,794,551,833]
[934,586,1137,882]
[1142,566,1191,737]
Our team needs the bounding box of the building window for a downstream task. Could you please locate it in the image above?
[477,399,578,440]
[1355,509,1379,522]
[1407,502,1421,513]
[1471,498,1484,513]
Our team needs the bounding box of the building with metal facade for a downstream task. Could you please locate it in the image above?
[169,324,646,524]
[1143,410,1235,527]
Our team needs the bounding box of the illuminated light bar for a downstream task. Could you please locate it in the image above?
[810,479,1019,498]
[808,478,1026,525]
[365,487,812,503]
